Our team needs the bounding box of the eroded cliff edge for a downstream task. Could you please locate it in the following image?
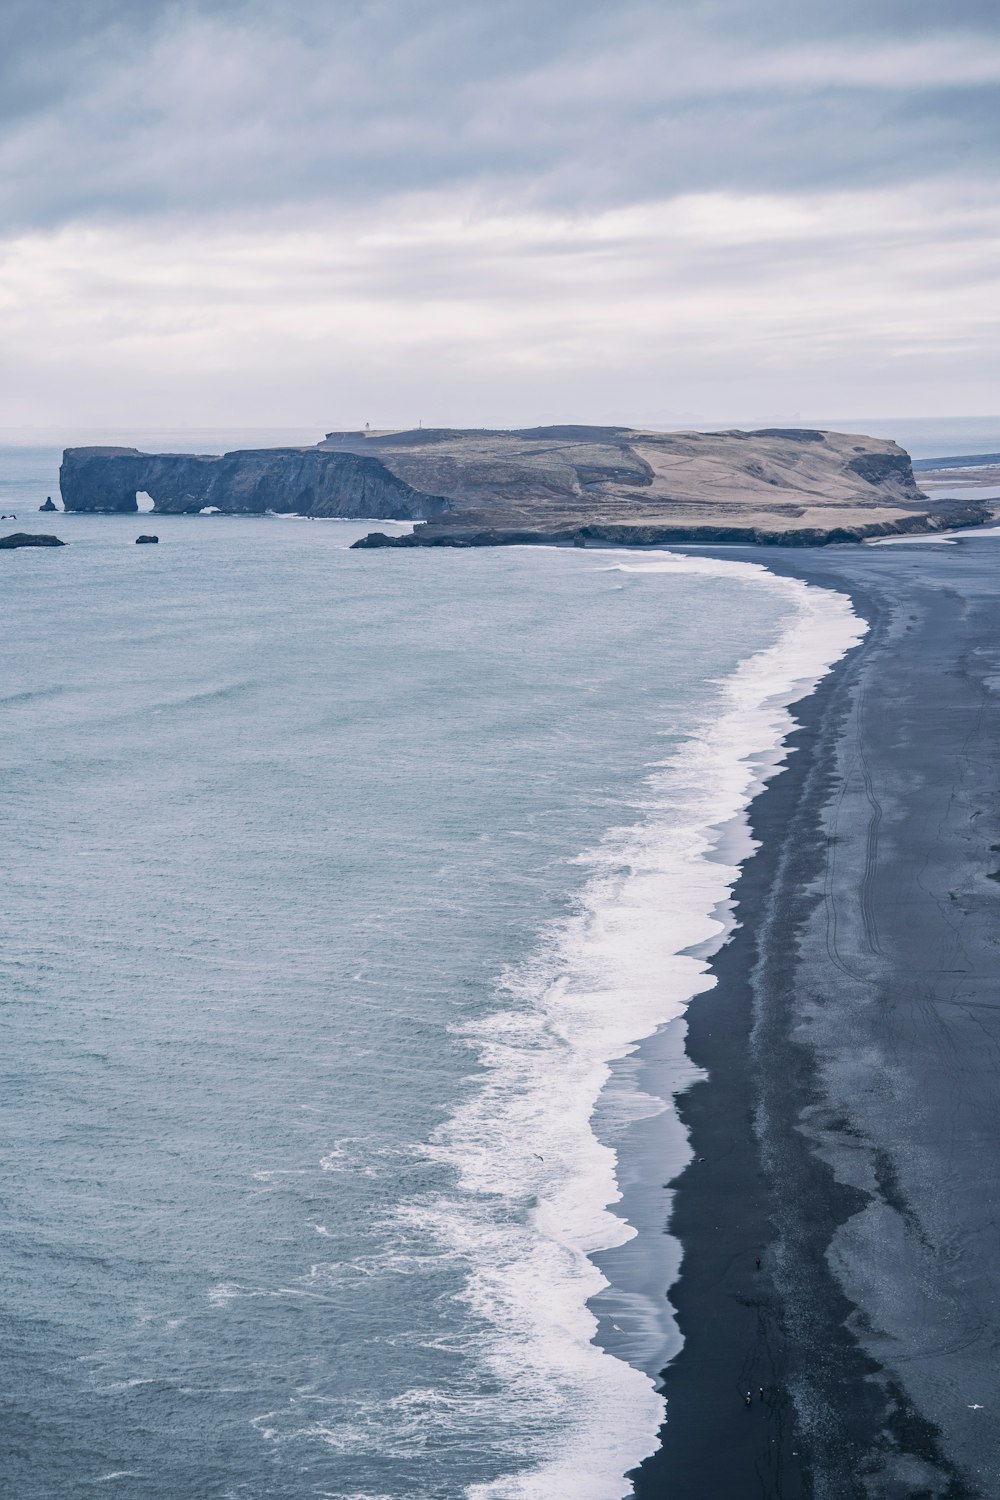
[60,426,993,544]
[59,446,448,520]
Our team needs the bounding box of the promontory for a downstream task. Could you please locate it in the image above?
[59,426,992,546]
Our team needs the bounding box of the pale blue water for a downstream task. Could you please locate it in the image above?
[0,445,63,514]
[830,416,1000,459]
[1,453,856,1498]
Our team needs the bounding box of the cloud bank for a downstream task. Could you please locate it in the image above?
[1,0,998,428]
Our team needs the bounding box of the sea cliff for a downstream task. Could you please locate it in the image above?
[59,446,447,519]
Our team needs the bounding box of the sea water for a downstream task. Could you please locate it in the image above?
[1,454,863,1498]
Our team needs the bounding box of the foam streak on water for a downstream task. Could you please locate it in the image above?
[417,553,866,1499]
[0,500,868,1500]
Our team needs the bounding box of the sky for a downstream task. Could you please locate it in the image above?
[1,0,998,433]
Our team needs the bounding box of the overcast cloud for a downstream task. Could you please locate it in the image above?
[1,0,998,430]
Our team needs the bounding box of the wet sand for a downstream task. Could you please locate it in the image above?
[632,536,1000,1499]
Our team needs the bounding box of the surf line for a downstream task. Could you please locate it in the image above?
[428,550,867,1500]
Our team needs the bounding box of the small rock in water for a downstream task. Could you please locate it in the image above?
[0,532,66,549]
[135,534,159,544]
[40,497,57,512]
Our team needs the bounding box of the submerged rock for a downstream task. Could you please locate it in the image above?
[135,534,159,544]
[0,532,65,548]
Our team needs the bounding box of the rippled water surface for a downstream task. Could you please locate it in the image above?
[2,501,852,1498]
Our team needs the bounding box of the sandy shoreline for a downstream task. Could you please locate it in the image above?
[631,536,1000,1499]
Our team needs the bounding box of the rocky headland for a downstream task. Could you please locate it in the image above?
[59,426,994,546]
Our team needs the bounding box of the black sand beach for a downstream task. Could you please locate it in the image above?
[632,535,1000,1500]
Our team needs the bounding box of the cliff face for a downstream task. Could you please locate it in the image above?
[60,449,217,513]
[58,426,962,545]
[59,447,448,519]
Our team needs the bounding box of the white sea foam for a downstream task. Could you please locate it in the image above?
[410,552,866,1500]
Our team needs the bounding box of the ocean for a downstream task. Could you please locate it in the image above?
[2,448,863,1497]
